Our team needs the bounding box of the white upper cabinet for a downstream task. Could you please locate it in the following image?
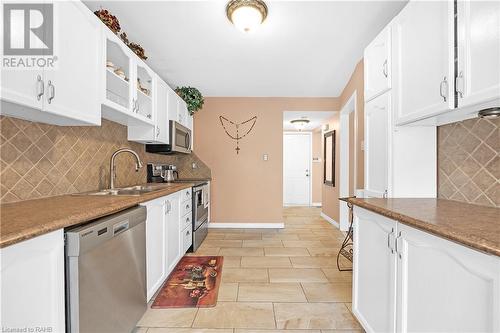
[364,26,392,102]
[101,27,155,127]
[128,75,169,144]
[456,1,500,108]
[393,0,454,125]
[1,1,101,126]
[364,92,390,198]
[155,78,170,143]
[167,88,179,124]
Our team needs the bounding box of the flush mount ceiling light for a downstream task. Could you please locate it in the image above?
[226,0,268,33]
[478,107,500,119]
[290,118,310,131]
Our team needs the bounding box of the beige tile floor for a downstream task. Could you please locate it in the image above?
[137,207,362,333]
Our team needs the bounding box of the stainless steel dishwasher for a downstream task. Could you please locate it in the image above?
[65,206,147,333]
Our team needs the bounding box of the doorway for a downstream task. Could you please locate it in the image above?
[339,92,357,231]
[283,132,312,206]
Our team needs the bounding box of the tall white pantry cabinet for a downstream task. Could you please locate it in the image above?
[363,12,437,199]
[358,0,500,332]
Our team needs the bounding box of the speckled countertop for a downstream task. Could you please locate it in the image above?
[341,198,500,257]
[0,182,198,248]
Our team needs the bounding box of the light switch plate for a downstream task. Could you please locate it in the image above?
[263,154,269,161]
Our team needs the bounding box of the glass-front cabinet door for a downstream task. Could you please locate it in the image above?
[134,62,154,121]
[104,32,132,113]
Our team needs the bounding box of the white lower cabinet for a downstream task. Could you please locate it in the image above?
[0,230,65,332]
[165,192,181,273]
[182,227,193,253]
[142,189,188,302]
[353,208,397,332]
[353,207,500,333]
[396,223,500,333]
[144,197,167,301]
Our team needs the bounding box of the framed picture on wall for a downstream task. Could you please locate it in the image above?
[324,130,335,186]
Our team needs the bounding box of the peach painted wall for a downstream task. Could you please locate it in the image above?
[194,97,339,223]
[340,59,364,190]
[321,59,364,223]
[321,114,340,221]
[311,129,323,204]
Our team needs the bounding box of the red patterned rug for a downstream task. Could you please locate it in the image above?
[152,256,224,308]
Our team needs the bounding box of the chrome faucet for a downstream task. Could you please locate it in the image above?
[109,148,143,189]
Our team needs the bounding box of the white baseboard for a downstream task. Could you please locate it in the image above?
[311,202,322,207]
[320,212,339,228]
[209,222,285,229]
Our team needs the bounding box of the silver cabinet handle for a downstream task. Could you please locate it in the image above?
[456,71,464,98]
[395,231,403,259]
[36,75,44,101]
[165,200,171,214]
[156,126,160,138]
[132,98,138,112]
[439,76,448,102]
[382,59,388,78]
[47,80,55,104]
[387,228,395,254]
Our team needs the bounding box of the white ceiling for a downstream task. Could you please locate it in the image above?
[85,1,406,97]
[283,111,335,131]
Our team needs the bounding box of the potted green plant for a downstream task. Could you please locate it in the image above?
[175,87,204,116]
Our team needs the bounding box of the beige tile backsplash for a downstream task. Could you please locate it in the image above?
[0,116,210,203]
[437,117,499,207]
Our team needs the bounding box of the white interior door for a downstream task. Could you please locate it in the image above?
[283,133,311,206]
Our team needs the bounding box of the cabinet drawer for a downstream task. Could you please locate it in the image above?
[180,188,192,202]
[181,199,192,217]
[181,213,192,231]
[182,227,192,253]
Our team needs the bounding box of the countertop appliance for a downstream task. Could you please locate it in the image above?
[147,163,178,183]
[65,206,147,333]
[192,183,209,251]
[145,121,191,154]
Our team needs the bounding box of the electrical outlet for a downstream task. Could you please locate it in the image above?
[263,154,269,161]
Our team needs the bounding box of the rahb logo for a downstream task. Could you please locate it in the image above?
[2,3,57,69]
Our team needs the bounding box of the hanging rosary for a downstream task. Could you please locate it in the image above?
[219,115,257,154]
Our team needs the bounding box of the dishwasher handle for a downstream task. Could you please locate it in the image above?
[65,206,147,256]
[113,221,129,235]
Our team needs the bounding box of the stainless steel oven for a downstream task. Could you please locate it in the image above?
[192,183,208,251]
[145,121,191,154]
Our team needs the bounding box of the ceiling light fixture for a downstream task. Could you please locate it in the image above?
[478,107,500,119]
[290,119,310,131]
[226,0,268,33]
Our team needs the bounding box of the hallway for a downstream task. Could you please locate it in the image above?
[137,207,361,332]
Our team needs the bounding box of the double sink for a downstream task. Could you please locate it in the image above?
[76,185,162,196]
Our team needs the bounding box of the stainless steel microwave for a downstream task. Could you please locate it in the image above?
[145,121,191,154]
